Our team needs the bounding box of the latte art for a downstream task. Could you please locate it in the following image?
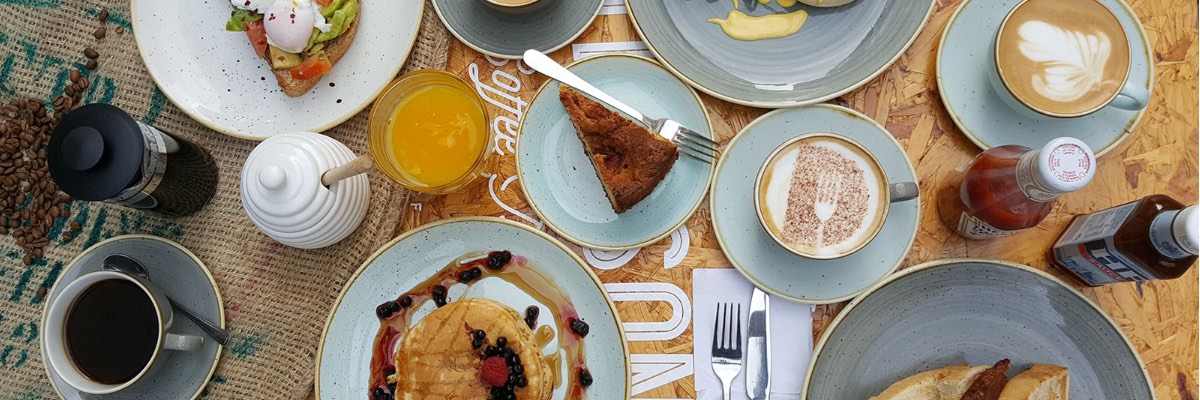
[1018,21,1115,103]
[757,135,886,258]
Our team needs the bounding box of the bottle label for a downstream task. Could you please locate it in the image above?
[957,213,1018,239]
[1150,211,1188,259]
[1051,202,1154,285]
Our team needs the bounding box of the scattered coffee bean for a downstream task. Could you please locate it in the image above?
[579,369,593,386]
[98,9,109,23]
[93,26,107,40]
[83,48,99,59]
[1,97,79,262]
[115,26,124,34]
[22,254,32,265]
[69,221,81,231]
[85,59,98,70]
[569,318,590,337]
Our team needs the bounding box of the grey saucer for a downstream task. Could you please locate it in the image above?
[803,259,1153,400]
[431,0,603,59]
[41,235,224,400]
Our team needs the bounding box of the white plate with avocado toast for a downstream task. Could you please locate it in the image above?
[132,0,423,140]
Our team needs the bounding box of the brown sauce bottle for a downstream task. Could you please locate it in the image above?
[1049,195,1198,286]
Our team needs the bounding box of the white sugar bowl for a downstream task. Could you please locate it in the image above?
[240,132,371,249]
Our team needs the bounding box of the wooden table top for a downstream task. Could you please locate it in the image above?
[312,0,1198,398]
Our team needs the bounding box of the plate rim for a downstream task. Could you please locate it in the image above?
[799,258,1154,399]
[430,0,604,60]
[40,234,226,400]
[313,216,633,399]
[131,0,426,141]
[933,0,1154,157]
[624,0,936,109]
[709,103,920,304]
[515,53,715,251]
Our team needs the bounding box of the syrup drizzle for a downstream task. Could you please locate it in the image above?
[368,251,592,399]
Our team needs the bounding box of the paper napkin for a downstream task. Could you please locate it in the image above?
[693,268,814,400]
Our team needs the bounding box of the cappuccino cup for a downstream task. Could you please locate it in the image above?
[43,271,203,394]
[754,133,919,259]
[990,0,1149,119]
[480,0,546,13]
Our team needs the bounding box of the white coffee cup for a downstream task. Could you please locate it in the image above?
[990,0,1149,119]
[43,271,203,394]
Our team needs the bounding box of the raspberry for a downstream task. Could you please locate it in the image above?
[480,356,509,387]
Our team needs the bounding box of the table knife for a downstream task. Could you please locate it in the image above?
[746,287,771,400]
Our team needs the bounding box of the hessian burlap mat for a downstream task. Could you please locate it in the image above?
[0,0,449,398]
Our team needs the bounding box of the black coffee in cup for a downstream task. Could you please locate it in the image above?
[64,279,158,385]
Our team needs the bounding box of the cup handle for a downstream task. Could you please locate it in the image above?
[164,333,204,352]
[1110,81,1150,111]
[889,182,920,202]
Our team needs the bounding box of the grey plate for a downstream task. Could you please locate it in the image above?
[710,104,919,304]
[803,259,1153,400]
[432,0,603,59]
[316,217,630,399]
[626,0,934,108]
[42,235,224,400]
[935,0,1153,157]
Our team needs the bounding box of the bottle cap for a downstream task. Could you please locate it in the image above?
[47,104,145,201]
[240,132,370,249]
[1034,137,1095,194]
[1174,205,1198,256]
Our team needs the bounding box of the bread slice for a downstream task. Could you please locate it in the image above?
[998,364,1069,400]
[267,5,361,97]
[871,365,987,400]
[558,86,678,213]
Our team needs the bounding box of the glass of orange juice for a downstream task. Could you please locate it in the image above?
[368,70,491,194]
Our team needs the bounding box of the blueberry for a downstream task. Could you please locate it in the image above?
[524,316,537,329]
[506,354,518,366]
[474,330,487,340]
[398,296,413,308]
[579,369,593,386]
[516,376,528,388]
[569,318,590,337]
[496,337,507,348]
[513,364,523,374]
[432,285,447,300]
[525,305,539,319]
[487,250,512,270]
[375,301,399,319]
[485,346,498,356]
[372,387,393,400]
[459,267,482,283]
[472,337,483,349]
[504,393,514,400]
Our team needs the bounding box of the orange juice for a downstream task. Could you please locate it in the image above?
[386,86,486,187]
[369,70,490,193]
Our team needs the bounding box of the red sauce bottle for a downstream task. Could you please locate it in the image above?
[938,137,1096,239]
[1050,196,1198,286]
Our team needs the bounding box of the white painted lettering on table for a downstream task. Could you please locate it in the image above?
[604,282,692,342]
[600,0,628,15]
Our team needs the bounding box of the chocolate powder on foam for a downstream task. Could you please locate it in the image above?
[781,144,871,249]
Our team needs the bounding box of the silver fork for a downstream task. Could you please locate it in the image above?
[711,302,743,400]
[523,50,721,163]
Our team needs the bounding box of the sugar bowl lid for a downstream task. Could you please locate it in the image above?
[240,132,370,249]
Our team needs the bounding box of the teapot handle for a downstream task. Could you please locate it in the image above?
[321,155,374,187]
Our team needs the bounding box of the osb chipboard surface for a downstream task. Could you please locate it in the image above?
[365,0,1197,399]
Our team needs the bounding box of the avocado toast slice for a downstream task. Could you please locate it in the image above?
[226,0,362,97]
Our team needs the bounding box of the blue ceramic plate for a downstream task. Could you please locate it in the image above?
[518,55,714,250]
[42,235,224,400]
[804,259,1153,399]
[431,0,603,59]
[936,0,1153,156]
[710,104,919,304]
[626,0,934,108]
[316,217,629,399]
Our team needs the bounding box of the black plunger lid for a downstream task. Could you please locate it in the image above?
[47,104,145,201]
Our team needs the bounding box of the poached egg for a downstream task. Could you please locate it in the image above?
[230,0,333,53]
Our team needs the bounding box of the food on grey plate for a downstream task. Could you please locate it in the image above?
[559,86,678,214]
[708,0,857,41]
[871,359,1069,400]
[225,0,361,96]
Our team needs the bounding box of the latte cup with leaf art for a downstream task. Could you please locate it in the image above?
[990,0,1149,119]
